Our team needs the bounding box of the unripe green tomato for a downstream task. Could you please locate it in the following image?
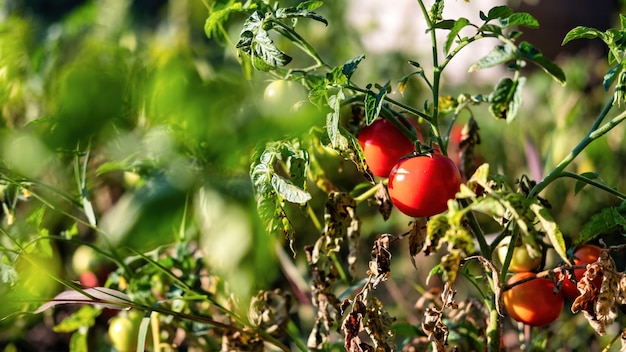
[496,237,542,273]
[262,80,308,117]
[108,310,144,352]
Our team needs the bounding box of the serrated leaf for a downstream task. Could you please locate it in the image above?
[364,81,390,125]
[574,172,600,194]
[444,18,470,54]
[326,89,346,149]
[468,43,516,71]
[488,77,525,122]
[577,207,626,246]
[270,174,311,203]
[562,26,604,46]
[499,12,539,28]
[530,203,568,263]
[342,54,365,81]
[487,5,513,21]
[518,41,566,85]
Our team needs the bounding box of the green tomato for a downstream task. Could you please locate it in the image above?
[496,237,542,272]
[108,310,145,352]
[261,80,308,117]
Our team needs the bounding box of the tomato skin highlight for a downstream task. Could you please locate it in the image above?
[387,154,462,218]
[504,272,564,327]
[560,244,602,301]
[357,119,419,178]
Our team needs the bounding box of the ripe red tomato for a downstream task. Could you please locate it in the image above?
[559,244,602,301]
[503,272,564,326]
[387,154,461,218]
[357,119,420,177]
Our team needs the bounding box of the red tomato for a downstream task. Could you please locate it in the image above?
[503,272,564,326]
[357,119,420,177]
[387,154,461,218]
[559,244,602,301]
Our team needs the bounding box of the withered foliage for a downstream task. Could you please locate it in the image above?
[408,219,427,269]
[374,180,393,221]
[341,290,396,352]
[306,192,358,349]
[571,247,626,336]
[221,327,264,352]
[247,289,292,337]
[413,285,488,352]
[368,234,392,288]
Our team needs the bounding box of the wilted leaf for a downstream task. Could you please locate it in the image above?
[368,234,392,288]
[327,89,346,149]
[347,216,361,278]
[425,216,450,255]
[469,43,516,72]
[374,182,393,220]
[35,287,132,314]
[440,252,461,285]
[488,77,525,122]
[364,295,396,351]
[408,219,427,269]
[248,289,292,337]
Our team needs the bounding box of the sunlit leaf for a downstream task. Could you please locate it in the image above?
[326,89,346,149]
[499,13,539,29]
[562,26,605,46]
[530,203,568,264]
[270,174,311,203]
[35,287,132,314]
[53,305,100,333]
[444,18,470,54]
[364,81,390,125]
[468,43,516,72]
[486,5,513,21]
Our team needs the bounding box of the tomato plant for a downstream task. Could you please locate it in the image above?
[495,237,542,273]
[387,154,462,218]
[560,244,603,301]
[503,272,564,327]
[3,1,626,352]
[357,118,420,177]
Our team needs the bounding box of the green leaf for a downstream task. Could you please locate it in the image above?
[518,41,566,85]
[603,64,622,91]
[468,43,516,71]
[326,89,346,149]
[204,1,243,40]
[429,0,445,22]
[364,81,390,125]
[270,174,311,203]
[236,11,292,71]
[488,77,525,122]
[530,203,568,264]
[574,172,600,194]
[297,0,324,11]
[562,26,604,46]
[433,19,456,30]
[342,54,365,80]
[444,18,470,54]
[69,330,88,352]
[577,207,626,246]
[54,306,100,333]
[486,5,513,21]
[499,12,539,29]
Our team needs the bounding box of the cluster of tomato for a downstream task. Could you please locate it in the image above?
[357,118,463,218]
[502,243,602,327]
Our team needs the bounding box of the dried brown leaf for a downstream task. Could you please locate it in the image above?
[408,219,427,269]
[347,216,361,279]
[368,234,392,288]
[375,181,393,221]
